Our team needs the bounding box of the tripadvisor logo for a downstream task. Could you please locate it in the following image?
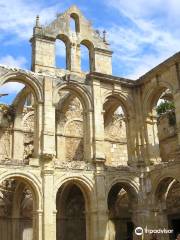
[135,226,174,236]
[135,227,143,236]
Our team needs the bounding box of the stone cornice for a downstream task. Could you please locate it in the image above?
[87,72,136,87]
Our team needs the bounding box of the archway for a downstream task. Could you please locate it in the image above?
[155,177,180,239]
[80,40,94,73]
[56,90,84,162]
[107,182,137,240]
[56,35,71,70]
[0,176,38,240]
[144,86,177,163]
[55,85,92,163]
[103,95,129,166]
[70,13,80,33]
[0,75,41,163]
[56,183,86,240]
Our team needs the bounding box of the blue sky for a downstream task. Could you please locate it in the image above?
[0,0,180,103]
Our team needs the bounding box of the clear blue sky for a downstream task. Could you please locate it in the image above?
[0,0,180,103]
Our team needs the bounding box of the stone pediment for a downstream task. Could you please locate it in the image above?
[36,5,110,50]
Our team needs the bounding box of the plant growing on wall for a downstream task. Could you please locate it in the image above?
[156,100,176,126]
[0,104,16,125]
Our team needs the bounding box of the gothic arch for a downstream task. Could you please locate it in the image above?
[0,72,43,103]
[12,87,31,128]
[106,178,139,240]
[12,87,31,107]
[70,13,80,33]
[142,81,174,116]
[56,34,71,70]
[55,175,96,209]
[0,171,42,210]
[55,175,96,240]
[106,177,139,203]
[151,173,180,200]
[80,39,95,72]
[102,91,135,119]
[53,83,93,112]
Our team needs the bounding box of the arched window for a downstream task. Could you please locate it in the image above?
[103,95,129,166]
[56,35,71,70]
[0,80,38,163]
[145,87,177,163]
[56,90,84,162]
[70,13,80,33]
[80,40,94,73]
[80,44,90,72]
[56,39,66,69]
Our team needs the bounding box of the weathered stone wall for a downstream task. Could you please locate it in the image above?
[158,113,178,162]
[0,5,180,240]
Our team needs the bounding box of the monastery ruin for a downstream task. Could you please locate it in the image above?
[0,5,180,240]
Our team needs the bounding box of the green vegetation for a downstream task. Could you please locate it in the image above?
[156,100,176,126]
[0,104,15,122]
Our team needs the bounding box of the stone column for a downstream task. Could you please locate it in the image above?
[86,209,99,240]
[70,43,81,72]
[126,116,137,166]
[84,109,93,162]
[92,78,106,162]
[41,76,56,240]
[33,102,43,158]
[173,90,180,149]
[132,87,148,166]
[42,76,56,156]
[95,172,109,240]
[170,63,180,156]
[42,154,56,240]
[33,210,43,240]
[145,114,161,164]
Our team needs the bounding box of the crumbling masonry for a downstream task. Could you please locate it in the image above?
[0,5,180,240]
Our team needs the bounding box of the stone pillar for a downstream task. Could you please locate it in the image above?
[95,172,109,240]
[33,102,43,158]
[84,109,93,162]
[42,154,56,240]
[33,210,43,240]
[70,43,81,72]
[126,116,137,166]
[132,87,148,166]
[92,79,105,162]
[170,63,180,157]
[41,76,56,240]
[173,90,180,149]
[86,209,99,240]
[145,114,161,164]
[42,76,56,156]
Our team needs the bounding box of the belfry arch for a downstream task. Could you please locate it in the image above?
[56,34,71,70]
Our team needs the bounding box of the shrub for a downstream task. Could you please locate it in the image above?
[156,101,176,126]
